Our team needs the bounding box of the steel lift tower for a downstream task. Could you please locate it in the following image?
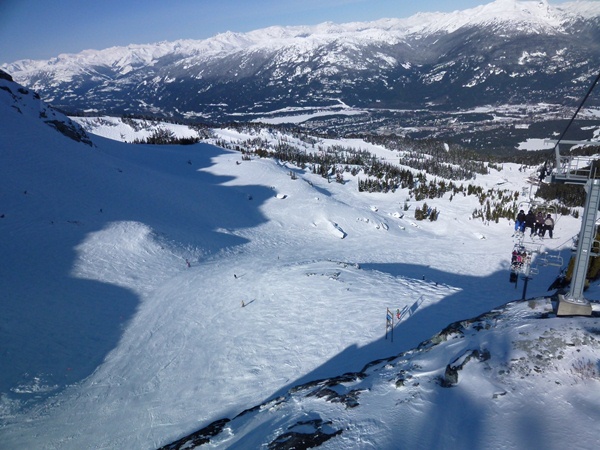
[549,140,600,316]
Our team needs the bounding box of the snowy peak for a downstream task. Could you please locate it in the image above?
[1,1,599,137]
[4,1,597,69]
[403,0,575,35]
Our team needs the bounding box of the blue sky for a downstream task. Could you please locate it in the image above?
[0,0,569,64]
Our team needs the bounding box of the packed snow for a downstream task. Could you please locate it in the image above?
[2,73,600,450]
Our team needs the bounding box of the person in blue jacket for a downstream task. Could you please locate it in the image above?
[515,210,526,233]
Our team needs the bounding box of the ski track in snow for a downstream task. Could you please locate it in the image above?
[1,84,598,449]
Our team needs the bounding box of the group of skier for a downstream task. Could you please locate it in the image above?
[509,246,530,282]
[514,209,554,238]
[511,246,528,269]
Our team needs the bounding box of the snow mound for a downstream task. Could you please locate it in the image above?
[327,221,347,239]
[72,221,186,296]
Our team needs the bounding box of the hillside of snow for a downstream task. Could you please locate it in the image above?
[2,71,600,449]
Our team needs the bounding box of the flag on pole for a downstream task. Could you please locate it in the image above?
[385,308,394,342]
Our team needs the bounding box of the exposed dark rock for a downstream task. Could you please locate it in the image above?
[0,69,13,82]
[157,418,230,450]
[268,418,343,450]
[423,310,504,347]
[45,120,93,146]
[441,349,490,387]
[290,371,364,394]
[308,386,363,408]
[443,364,460,387]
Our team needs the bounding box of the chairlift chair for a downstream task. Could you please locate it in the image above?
[538,251,564,267]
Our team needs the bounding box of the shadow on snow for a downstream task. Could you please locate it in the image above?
[0,142,272,410]
[162,260,562,449]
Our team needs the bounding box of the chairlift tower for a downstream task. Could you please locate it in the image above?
[548,139,600,316]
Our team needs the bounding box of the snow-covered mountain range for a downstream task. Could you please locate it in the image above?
[2,56,600,450]
[3,0,600,149]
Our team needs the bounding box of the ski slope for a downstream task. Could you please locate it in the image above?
[1,73,600,449]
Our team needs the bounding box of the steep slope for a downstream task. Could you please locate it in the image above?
[0,69,92,145]
[0,71,272,428]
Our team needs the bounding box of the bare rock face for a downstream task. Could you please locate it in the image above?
[442,348,491,387]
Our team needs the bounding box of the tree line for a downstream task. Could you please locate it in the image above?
[107,118,587,223]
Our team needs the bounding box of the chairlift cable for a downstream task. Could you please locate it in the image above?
[553,70,600,152]
[549,235,577,251]
[540,234,579,255]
